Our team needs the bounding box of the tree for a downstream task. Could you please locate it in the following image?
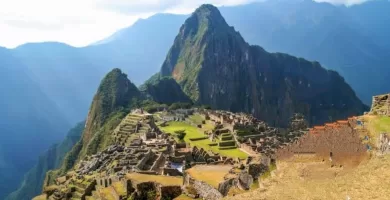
[174,130,186,141]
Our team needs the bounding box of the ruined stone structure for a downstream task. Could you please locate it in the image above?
[370,94,390,116]
[276,116,366,165]
[378,133,390,155]
[183,172,224,200]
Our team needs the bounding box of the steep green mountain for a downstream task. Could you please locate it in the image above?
[43,69,141,186]
[0,47,70,200]
[140,74,192,104]
[5,122,84,200]
[159,4,367,127]
[219,0,390,104]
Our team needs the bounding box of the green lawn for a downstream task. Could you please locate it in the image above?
[189,114,204,124]
[364,116,390,147]
[159,121,248,159]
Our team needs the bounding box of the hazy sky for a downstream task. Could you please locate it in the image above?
[0,0,370,48]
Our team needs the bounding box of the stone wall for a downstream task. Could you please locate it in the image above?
[136,150,154,170]
[378,133,390,154]
[150,153,165,172]
[276,118,366,165]
[162,168,183,176]
[183,172,223,200]
[159,186,182,199]
[240,143,258,155]
[370,94,390,116]
[127,180,182,200]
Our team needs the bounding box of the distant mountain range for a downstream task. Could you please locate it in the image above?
[2,0,390,199]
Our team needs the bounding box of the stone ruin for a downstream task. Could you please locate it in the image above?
[370,93,390,116]
[378,133,390,155]
[276,116,367,165]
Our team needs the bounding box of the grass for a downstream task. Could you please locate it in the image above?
[159,121,248,159]
[32,194,47,200]
[112,182,126,196]
[189,114,204,124]
[363,115,390,147]
[174,194,200,200]
[186,165,232,188]
[227,154,390,200]
[126,173,182,186]
[99,187,116,200]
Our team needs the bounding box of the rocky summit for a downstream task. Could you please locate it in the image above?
[158,4,367,127]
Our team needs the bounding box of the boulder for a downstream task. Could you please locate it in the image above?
[237,172,253,190]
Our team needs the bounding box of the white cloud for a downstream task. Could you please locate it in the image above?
[314,0,369,6]
[0,0,152,48]
[0,0,371,48]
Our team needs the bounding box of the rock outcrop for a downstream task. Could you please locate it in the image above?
[370,93,390,116]
[183,172,224,200]
[158,4,367,127]
[378,133,390,155]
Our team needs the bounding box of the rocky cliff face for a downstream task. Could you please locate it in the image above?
[160,4,367,127]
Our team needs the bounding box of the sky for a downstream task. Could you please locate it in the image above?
[0,0,371,48]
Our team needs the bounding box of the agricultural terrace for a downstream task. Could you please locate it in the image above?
[158,114,248,159]
[126,173,182,186]
[186,165,232,188]
[361,115,390,147]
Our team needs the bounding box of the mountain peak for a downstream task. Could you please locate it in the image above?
[189,4,228,30]
[160,4,245,83]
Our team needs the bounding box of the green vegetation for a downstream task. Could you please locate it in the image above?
[188,114,204,124]
[131,99,167,113]
[260,162,277,180]
[364,116,390,147]
[174,130,187,141]
[159,121,247,158]
[140,75,192,105]
[169,102,193,110]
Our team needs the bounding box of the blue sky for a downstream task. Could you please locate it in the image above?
[0,0,370,48]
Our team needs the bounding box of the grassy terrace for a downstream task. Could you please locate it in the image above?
[126,173,182,186]
[186,165,232,188]
[159,120,248,159]
[362,115,390,147]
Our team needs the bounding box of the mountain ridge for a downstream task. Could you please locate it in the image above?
[158,4,367,127]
